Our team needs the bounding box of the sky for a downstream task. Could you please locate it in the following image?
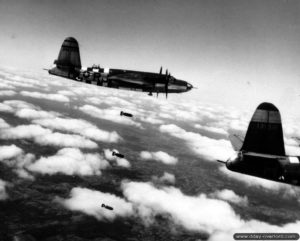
[0,0,300,117]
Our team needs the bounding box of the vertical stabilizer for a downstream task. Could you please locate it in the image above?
[56,37,81,69]
[49,37,81,79]
[241,102,285,156]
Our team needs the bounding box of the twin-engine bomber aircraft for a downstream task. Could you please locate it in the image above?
[218,102,300,186]
[48,37,193,97]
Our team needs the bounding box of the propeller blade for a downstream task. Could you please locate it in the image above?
[165,80,169,99]
[166,69,168,76]
[159,66,162,75]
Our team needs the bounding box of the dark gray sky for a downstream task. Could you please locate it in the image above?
[0,0,300,115]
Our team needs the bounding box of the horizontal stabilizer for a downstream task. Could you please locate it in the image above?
[228,134,244,151]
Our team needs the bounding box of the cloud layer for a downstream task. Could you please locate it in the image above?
[160,124,234,161]
[57,187,134,221]
[140,151,178,165]
[28,148,109,176]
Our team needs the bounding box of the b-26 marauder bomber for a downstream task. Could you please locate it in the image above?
[48,37,193,98]
[218,102,300,186]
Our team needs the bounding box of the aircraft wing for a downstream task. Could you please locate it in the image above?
[228,134,244,151]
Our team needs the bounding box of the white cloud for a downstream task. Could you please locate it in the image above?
[28,148,109,176]
[16,108,60,120]
[0,145,35,179]
[0,118,10,128]
[1,100,121,144]
[0,145,23,161]
[86,96,135,109]
[58,90,76,97]
[159,124,234,161]
[79,105,142,127]
[209,189,248,206]
[0,179,8,200]
[194,124,228,136]
[0,103,14,113]
[122,181,242,232]
[57,187,134,221]
[0,82,15,90]
[121,181,300,239]
[152,172,176,184]
[0,100,57,120]
[140,151,178,165]
[33,117,121,143]
[140,116,164,125]
[8,75,48,88]
[0,124,98,149]
[103,149,131,168]
[4,100,38,110]
[0,90,17,96]
[20,91,70,102]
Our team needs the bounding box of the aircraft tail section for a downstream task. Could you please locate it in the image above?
[49,37,81,79]
[241,102,285,156]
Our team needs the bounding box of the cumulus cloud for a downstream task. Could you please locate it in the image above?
[7,74,48,88]
[86,96,135,109]
[28,148,109,176]
[0,145,23,161]
[140,151,178,165]
[152,172,176,184]
[209,189,248,206]
[33,117,121,143]
[0,103,14,113]
[121,181,300,239]
[0,145,35,179]
[103,149,131,168]
[1,100,121,144]
[4,100,38,110]
[0,179,8,200]
[160,124,234,161]
[0,118,10,128]
[194,124,228,136]
[16,108,59,120]
[0,90,17,96]
[79,104,141,127]
[20,91,70,102]
[0,82,16,90]
[0,124,98,149]
[0,100,52,119]
[57,187,134,221]
[122,181,242,232]
[140,116,164,125]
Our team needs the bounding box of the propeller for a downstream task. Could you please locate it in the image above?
[159,66,162,75]
[165,69,170,98]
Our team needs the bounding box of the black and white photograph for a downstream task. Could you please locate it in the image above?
[0,0,300,240]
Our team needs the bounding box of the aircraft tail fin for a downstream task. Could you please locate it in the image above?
[241,102,285,156]
[49,37,81,79]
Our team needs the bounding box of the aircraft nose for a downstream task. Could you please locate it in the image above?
[186,83,193,91]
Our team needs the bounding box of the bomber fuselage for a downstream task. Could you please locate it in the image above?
[226,152,300,186]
